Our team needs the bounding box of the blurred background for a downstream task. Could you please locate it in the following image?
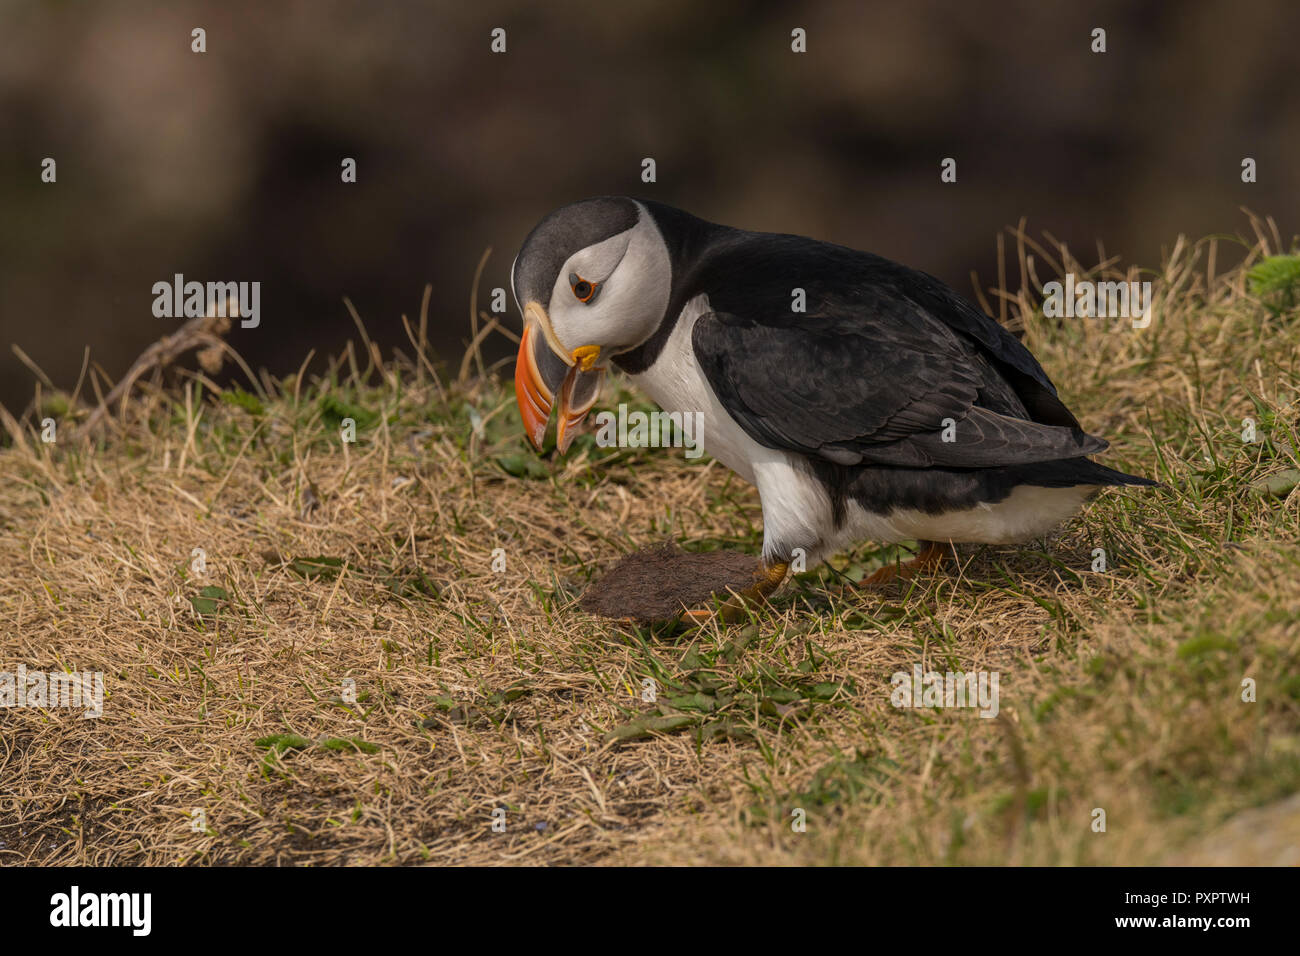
[2,0,1298,413]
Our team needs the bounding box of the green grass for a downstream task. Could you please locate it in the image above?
[1,221,1298,865]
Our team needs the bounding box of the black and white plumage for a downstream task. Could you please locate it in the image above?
[512,197,1153,585]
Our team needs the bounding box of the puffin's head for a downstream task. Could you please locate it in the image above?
[512,197,671,452]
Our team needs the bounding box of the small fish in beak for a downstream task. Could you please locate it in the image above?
[514,308,604,453]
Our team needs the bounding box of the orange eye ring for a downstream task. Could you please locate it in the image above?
[569,273,598,303]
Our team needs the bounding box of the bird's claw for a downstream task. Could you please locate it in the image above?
[678,560,790,625]
[858,541,948,589]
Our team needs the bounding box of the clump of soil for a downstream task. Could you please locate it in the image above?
[580,543,760,622]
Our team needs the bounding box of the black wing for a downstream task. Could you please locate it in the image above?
[691,238,1103,469]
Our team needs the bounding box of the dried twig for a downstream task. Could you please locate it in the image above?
[82,299,236,434]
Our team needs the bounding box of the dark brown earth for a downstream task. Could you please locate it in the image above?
[579,543,762,622]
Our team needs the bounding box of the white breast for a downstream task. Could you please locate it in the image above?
[625,295,839,563]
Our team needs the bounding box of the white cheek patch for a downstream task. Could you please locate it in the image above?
[550,230,630,350]
[549,209,672,354]
[553,230,633,304]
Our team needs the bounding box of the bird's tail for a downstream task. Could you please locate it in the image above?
[1010,457,1159,489]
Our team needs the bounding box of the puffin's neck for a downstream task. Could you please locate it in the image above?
[613,201,730,375]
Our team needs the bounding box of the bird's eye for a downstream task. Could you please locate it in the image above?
[569,273,598,303]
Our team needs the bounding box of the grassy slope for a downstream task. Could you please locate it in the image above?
[1,222,1298,865]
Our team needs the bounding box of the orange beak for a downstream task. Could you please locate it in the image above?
[514,307,604,454]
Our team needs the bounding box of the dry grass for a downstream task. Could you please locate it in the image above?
[1,214,1299,865]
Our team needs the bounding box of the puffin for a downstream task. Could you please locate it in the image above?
[511,197,1154,607]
